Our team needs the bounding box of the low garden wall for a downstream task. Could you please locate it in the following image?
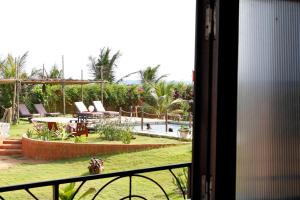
[22,136,177,160]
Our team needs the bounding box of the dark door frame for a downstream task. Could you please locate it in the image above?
[191,0,239,199]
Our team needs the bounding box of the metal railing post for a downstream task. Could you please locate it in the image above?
[129,176,132,200]
[187,166,192,199]
[53,184,59,200]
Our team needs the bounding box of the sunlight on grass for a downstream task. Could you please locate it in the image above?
[0,144,191,199]
[8,120,32,139]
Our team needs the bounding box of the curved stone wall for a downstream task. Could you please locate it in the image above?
[22,136,178,160]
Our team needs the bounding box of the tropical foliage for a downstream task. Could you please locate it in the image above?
[30,64,62,79]
[95,120,133,144]
[0,52,28,79]
[142,81,187,118]
[0,51,193,120]
[0,52,29,111]
[172,168,189,198]
[140,65,168,84]
[117,65,168,84]
[88,47,121,82]
[59,182,96,200]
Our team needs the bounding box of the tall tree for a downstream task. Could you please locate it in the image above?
[116,65,168,84]
[88,47,121,82]
[140,65,168,84]
[142,81,184,118]
[0,52,29,108]
[0,52,28,79]
[30,64,62,79]
[49,64,62,78]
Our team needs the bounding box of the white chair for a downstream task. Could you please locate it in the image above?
[74,102,103,119]
[92,101,119,117]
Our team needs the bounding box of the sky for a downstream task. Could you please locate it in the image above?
[0,0,196,82]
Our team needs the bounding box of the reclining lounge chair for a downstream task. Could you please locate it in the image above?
[74,102,103,119]
[92,101,119,117]
[19,104,41,121]
[34,104,60,117]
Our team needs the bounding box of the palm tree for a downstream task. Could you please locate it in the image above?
[116,65,168,84]
[30,64,62,79]
[88,47,121,82]
[0,52,29,109]
[49,64,62,78]
[0,52,28,79]
[140,65,168,84]
[142,81,184,118]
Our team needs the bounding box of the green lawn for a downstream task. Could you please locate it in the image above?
[8,120,32,139]
[9,120,187,144]
[0,144,192,199]
[3,121,192,199]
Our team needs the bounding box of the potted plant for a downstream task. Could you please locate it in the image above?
[178,125,191,139]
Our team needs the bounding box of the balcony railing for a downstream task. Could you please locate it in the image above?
[0,162,191,200]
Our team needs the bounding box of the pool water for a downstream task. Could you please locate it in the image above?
[133,123,187,133]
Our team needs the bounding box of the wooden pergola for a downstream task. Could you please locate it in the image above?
[0,78,107,122]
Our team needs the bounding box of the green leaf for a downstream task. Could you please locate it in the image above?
[78,188,96,199]
[63,182,76,193]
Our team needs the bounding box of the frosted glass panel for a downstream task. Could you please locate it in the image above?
[236,0,300,199]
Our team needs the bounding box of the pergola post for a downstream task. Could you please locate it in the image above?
[101,66,104,105]
[16,69,20,122]
[62,55,66,115]
[81,69,83,102]
[12,58,18,124]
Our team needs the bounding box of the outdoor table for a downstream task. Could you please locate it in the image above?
[31,117,77,131]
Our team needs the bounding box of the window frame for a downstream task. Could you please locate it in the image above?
[191,0,239,199]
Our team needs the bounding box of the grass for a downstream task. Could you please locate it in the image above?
[9,120,187,144]
[0,144,192,199]
[3,120,192,199]
[87,134,184,144]
[8,120,32,139]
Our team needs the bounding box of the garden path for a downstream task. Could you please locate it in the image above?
[0,156,46,170]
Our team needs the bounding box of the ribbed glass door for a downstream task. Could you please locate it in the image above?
[236,0,300,199]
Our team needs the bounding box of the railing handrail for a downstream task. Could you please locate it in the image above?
[0,162,191,193]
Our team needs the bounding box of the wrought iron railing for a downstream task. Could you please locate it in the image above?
[0,162,191,200]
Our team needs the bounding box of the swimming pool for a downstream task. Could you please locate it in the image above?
[133,122,192,139]
[133,123,182,133]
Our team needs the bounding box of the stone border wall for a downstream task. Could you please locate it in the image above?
[22,136,178,160]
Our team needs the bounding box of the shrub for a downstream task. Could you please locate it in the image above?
[121,130,132,144]
[95,120,133,144]
[29,123,70,141]
[73,136,87,143]
[26,129,34,138]
[172,168,189,198]
[9,82,192,116]
[59,182,96,200]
